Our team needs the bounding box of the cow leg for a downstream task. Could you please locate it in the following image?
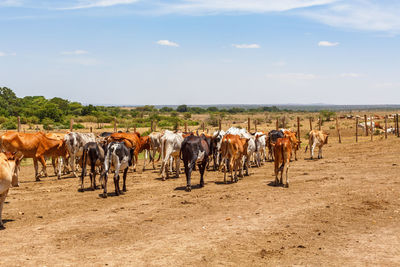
[113,173,120,196]
[284,161,290,188]
[176,157,180,178]
[101,172,108,198]
[80,164,86,192]
[37,156,48,178]
[122,168,128,192]
[142,150,147,172]
[318,147,323,159]
[199,160,206,188]
[310,142,316,159]
[0,189,9,229]
[184,159,194,192]
[33,158,40,181]
[51,157,57,176]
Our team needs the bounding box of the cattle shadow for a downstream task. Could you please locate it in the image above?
[174,184,204,191]
[0,219,15,229]
[78,187,101,192]
[97,192,124,198]
[267,181,285,187]
[214,181,236,185]
[154,176,180,181]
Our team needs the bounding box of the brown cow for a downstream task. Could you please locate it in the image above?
[219,134,249,183]
[0,131,65,181]
[282,129,301,161]
[45,133,70,179]
[0,152,23,229]
[273,138,292,188]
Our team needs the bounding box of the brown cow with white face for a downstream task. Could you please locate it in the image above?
[273,138,292,188]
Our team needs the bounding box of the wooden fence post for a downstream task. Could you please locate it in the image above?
[370,116,373,141]
[154,122,156,132]
[297,117,301,141]
[282,116,286,129]
[150,121,153,132]
[17,116,21,132]
[202,122,205,132]
[184,122,188,132]
[90,126,93,133]
[336,116,341,144]
[355,117,358,143]
[276,118,279,130]
[309,117,313,131]
[218,119,222,131]
[318,117,322,130]
[385,115,388,139]
[364,114,368,136]
[247,117,251,132]
[113,117,117,132]
[397,114,400,138]
[134,125,136,133]
[70,118,74,132]
[254,120,257,132]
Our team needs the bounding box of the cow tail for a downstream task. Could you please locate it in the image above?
[279,142,285,171]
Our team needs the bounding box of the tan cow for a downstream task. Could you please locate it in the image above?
[281,129,301,161]
[219,134,249,183]
[0,152,23,229]
[273,138,292,188]
[305,130,329,159]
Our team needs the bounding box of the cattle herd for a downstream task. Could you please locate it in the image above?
[0,127,329,229]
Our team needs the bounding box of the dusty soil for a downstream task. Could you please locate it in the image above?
[1,136,400,266]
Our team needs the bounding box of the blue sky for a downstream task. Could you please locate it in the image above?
[0,0,399,105]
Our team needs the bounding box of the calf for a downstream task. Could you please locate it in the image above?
[255,133,267,167]
[0,152,23,229]
[180,134,211,192]
[273,138,292,188]
[80,142,105,191]
[101,142,133,198]
[305,130,329,159]
[281,129,301,161]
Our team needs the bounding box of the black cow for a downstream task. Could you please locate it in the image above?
[80,142,106,191]
[101,142,133,198]
[267,130,285,161]
[180,134,211,192]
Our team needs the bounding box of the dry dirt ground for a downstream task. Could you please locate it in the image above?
[1,136,400,266]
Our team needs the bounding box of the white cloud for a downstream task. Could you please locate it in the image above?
[58,0,139,10]
[340,73,362,78]
[159,0,337,14]
[61,50,88,55]
[61,57,99,66]
[318,41,339,47]
[232,44,260,49]
[156,40,180,47]
[302,1,400,34]
[266,73,317,80]
[0,0,22,7]
[0,51,16,56]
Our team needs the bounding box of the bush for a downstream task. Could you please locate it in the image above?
[2,120,17,130]
[42,118,54,130]
[73,123,85,129]
[183,113,192,119]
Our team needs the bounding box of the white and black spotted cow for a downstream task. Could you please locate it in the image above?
[64,132,96,178]
[101,142,133,198]
[79,142,106,192]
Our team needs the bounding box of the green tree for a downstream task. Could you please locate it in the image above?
[177,104,188,112]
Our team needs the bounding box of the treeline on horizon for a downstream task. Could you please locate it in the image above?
[0,87,289,131]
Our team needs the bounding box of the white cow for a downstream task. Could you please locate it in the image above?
[305,130,329,159]
[148,132,163,169]
[159,130,184,180]
[254,132,267,167]
[64,132,96,177]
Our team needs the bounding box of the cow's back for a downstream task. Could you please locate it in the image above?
[1,132,43,157]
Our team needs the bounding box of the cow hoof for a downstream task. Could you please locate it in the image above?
[162,177,166,181]
[101,193,107,198]
[284,184,289,188]
[78,188,84,192]
[0,224,5,230]
[35,178,41,182]
[185,186,191,192]
[200,183,204,188]
[123,188,127,192]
